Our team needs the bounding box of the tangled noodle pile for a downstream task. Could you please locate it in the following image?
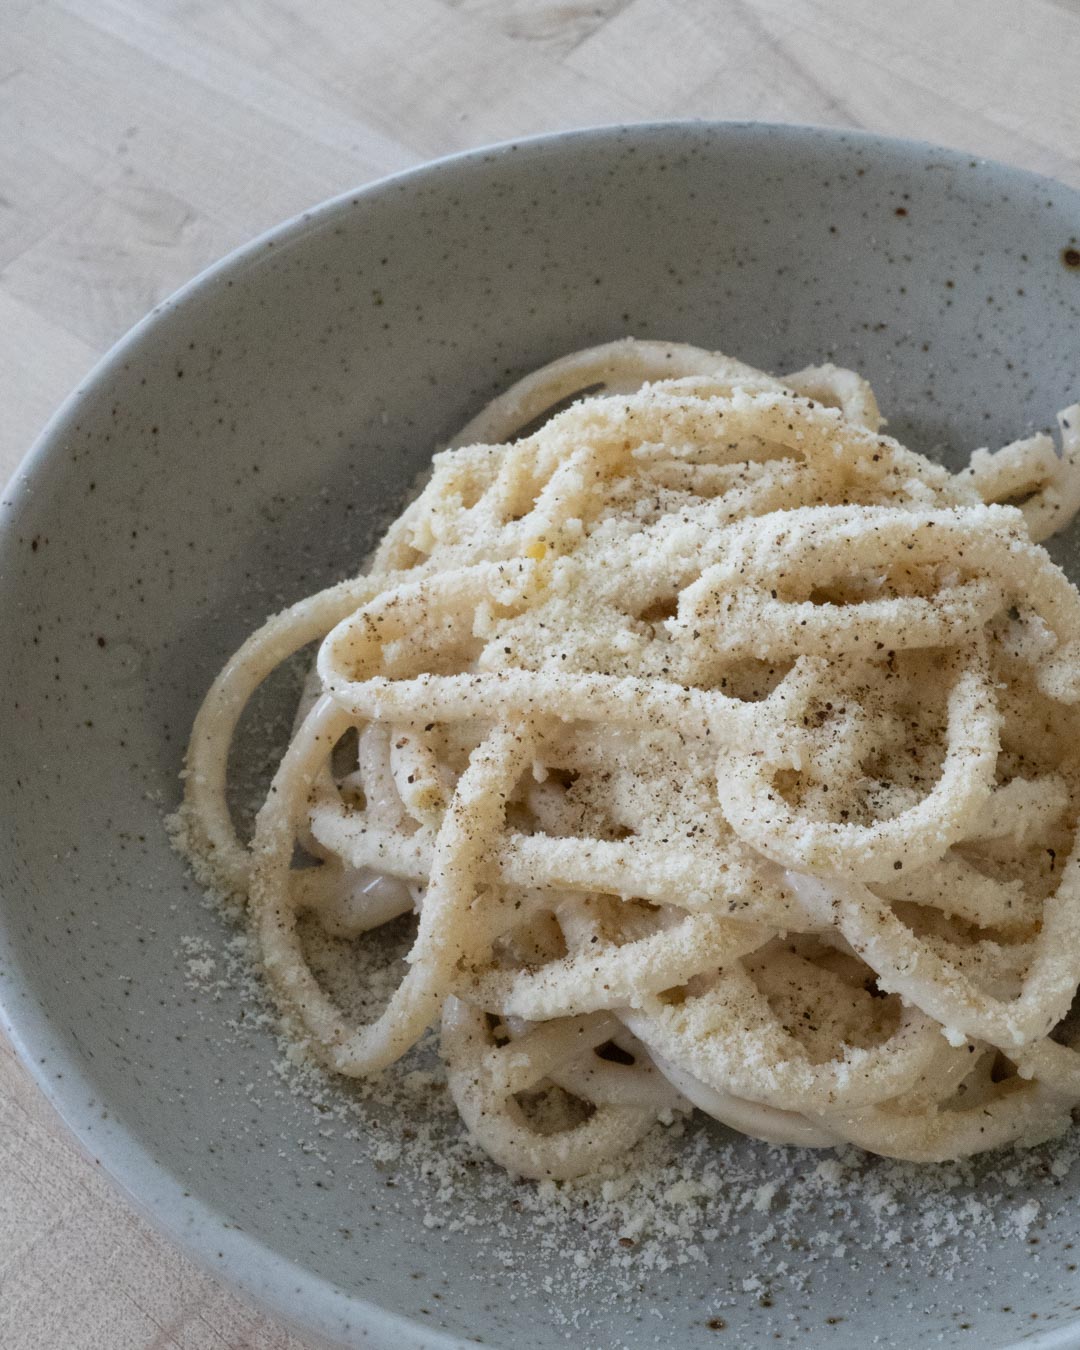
[176,339,1080,1178]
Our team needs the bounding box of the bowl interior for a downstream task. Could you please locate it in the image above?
[4,123,1080,1350]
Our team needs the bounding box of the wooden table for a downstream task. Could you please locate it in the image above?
[4,2,1080,1345]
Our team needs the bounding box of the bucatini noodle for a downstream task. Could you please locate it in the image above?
[174,339,1080,1178]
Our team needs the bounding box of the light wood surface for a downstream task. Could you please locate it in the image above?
[4,3,1080,1346]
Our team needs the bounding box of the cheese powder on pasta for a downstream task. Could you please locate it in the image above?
[175,340,1080,1178]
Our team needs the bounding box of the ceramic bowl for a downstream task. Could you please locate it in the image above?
[4,123,1080,1350]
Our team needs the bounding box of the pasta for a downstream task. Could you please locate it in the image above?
[175,339,1080,1178]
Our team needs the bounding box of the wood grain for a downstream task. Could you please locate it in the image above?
[4,1,1080,1344]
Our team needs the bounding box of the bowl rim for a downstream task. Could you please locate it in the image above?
[4,117,1080,1350]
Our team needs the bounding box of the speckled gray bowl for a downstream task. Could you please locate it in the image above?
[4,123,1080,1350]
